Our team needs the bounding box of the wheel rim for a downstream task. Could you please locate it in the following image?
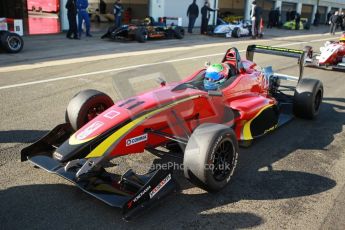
[212,138,235,181]
[314,90,322,112]
[8,36,21,51]
[86,103,106,122]
[237,29,240,37]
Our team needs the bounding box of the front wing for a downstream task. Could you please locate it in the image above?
[21,123,179,221]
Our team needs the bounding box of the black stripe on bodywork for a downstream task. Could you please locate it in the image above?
[127,101,145,110]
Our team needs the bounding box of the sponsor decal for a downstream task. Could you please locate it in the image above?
[149,174,172,198]
[255,45,303,54]
[76,121,104,140]
[103,110,120,119]
[126,134,148,146]
[53,152,63,160]
[264,124,277,134]
[133,185,151,203]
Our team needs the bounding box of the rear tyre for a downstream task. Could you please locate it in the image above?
[173,27,184,39]
[0,32,24,53]
[293,78,323,119]
[184,123,238,192]
[66,89,114,130]
[135,28,148,43]
[231,27,241,38]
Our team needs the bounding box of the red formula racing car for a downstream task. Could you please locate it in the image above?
[304,33,345,71]
[21,45,323,220]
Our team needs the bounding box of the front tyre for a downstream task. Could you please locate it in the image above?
[184,123,238,192]
[66,89,114,131]
[173,27,184,39]
[231,27,241,38]
[0,32,24,53]
[135,28,148,43]
[293,78,323,119]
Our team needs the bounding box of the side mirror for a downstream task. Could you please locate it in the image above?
[156,77,166,87]
[208,90,223,97]
[239,67,246,74]
[205,61,211,68]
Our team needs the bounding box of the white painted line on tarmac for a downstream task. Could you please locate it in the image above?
[0,32,339,73]
[0,39,266,73]
[0,37,333,91]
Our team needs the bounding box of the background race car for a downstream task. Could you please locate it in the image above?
[0,18,24,53]
[283,18,310,30]
[304,34,345,71]
[208,18,252,38]
[101,16,184,43]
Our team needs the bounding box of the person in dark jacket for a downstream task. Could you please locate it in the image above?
[77,0,92,37]
[340,11,345,30]
[100,0,106,14]
[113,0,123,28]
[326,11,333,25]
[250,1,262,38]
[187,0,199,33]
[290,10,296,22]
[295,12,301,30]
[330,11,341,35]
[274,7,280,27]
[286,8,291,22]
[267,8,274,28]
[313,10,320,26]
[66,0,78,39]
[200,1,217,35]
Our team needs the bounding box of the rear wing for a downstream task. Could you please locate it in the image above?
[246,45,306,81]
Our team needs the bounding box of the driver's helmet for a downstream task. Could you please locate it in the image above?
[144,17,151,25]
[204,63,229,90]
[339,33,345,43]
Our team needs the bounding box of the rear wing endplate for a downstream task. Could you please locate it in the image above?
[246,45,306,82]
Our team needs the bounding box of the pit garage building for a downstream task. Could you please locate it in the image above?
[0,0,344,34]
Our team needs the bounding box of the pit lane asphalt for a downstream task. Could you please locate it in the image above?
[0,32,345,230]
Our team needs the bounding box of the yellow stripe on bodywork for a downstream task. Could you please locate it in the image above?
[69,135,97,145]
[242,104,274,140]
[85,95,200,158]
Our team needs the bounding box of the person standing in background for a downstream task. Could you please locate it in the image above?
[187,0,199,34]
[250,1,263,38]
[295,12,301,30]
[329,11,341,35]
[66,0,78,39]
[313,10,320,26]
[267,7,274,28]
[274,7,280,27]
[200,1,217,35]
[326,11,333,25]
[113,0,123,28]
[286,8,291,22]
[77,0,92,38]
[339,11,345,30]
[100,0,106,14]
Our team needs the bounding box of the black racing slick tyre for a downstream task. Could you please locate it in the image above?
[231,27,241,38]
[293,78,323,119]
[183,123,238,192]
[0,31,24,53]
[173,27,184,39]
[66,89,114,131]
[135,29,148,43]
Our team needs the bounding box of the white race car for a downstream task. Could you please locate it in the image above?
[304,35,345,71]
[209,18,252,38]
